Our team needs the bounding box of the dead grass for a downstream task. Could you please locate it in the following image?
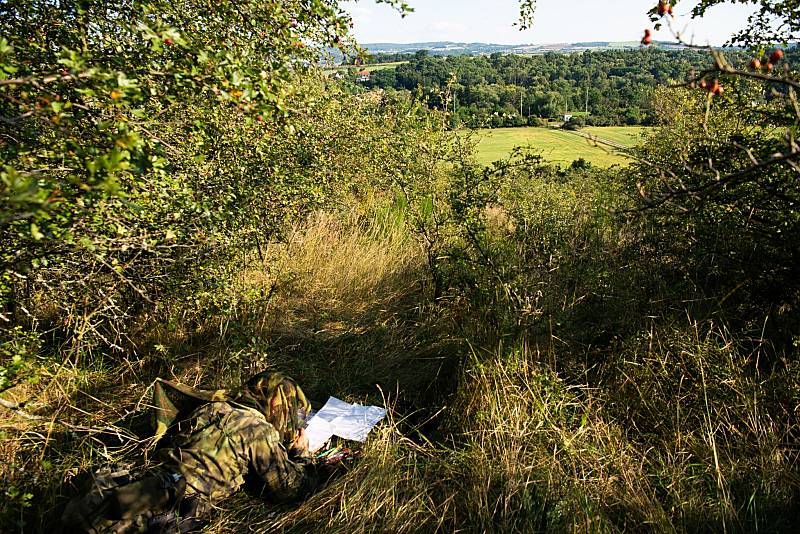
[269,210,423,326]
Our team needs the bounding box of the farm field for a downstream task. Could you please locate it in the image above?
[363,61,408,71]
[583,126,649,146]
[323,61,408,75]
[473,126,650,167]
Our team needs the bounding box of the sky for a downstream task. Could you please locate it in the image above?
[341,0,757,45]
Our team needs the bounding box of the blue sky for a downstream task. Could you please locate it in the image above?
[342,1,757,45]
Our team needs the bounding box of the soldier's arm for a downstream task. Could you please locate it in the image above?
[246,422,310,503]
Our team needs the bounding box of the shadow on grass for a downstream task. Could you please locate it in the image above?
[2,250,467,532]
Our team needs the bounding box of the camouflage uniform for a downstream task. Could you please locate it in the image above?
[61,373,312,534]
[160,400,309,504]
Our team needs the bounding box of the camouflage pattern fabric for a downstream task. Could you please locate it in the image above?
[159,401,309,503]
[152,372,310,445]
[62,402,310,533]
[151,380,231,444]
[62,372,312,533]
[60,467,195,534]
[234,372,311,445]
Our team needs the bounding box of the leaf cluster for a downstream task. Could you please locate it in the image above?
[0,0,425,361]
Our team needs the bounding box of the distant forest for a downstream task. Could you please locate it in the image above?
[356,49,750,127]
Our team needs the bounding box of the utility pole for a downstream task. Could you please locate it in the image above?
[451,71,458,117]
[585,86,589,115]
[585,66,592,116]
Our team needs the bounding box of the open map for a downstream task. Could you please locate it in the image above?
[305,397,387,452]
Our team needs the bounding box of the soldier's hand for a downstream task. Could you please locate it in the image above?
[291,428,309,453]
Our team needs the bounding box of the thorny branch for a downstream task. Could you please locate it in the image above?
[626,12,800,211]
[0,385,147,447]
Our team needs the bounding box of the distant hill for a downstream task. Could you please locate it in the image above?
[361,41,687,56]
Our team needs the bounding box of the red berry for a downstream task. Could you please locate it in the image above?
[770,49,784,63]
[749,58,761,71]
[164,38,174,46]
[707,79,722,95]
[641,29,653,45]
[657,2,669,15]
[699,79,708,89]
[765,62,774,72]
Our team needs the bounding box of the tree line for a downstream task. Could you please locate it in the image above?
[356,48,752,127]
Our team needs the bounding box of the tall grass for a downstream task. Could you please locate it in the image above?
[2,169,799,533]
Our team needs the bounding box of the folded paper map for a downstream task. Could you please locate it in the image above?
[305,396,387,452]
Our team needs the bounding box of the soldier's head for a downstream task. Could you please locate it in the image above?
[237,372,311,444]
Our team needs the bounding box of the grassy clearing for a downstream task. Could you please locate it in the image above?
[363,61,408,72]
[0,205,458,531]
[582,126,649,146]
[473,126,648,167]
[323,61,408,75]
[203,174,800,532]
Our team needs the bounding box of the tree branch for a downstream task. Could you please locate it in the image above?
[0,397,44,420]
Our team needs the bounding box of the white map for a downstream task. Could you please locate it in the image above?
[305,396,387,452]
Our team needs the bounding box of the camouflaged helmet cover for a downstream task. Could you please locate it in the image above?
[234,372,311,444]
[152,372,311,445]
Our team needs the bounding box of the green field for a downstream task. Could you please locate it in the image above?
[583,126,649,146]
[323,61,408,75]
[363,61,408,72]
[474,126,650,167]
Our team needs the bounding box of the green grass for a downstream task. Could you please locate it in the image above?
[473,126,650,167]
[323,61,408,75]
[583,126,649,147]
[363,61,407,72]
[6,175,799,533]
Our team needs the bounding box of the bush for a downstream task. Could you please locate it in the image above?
[569,157,591,170]
[561,116,586,130]
[0,0,362,358]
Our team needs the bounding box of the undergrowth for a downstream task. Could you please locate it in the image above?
[2,166,799,533]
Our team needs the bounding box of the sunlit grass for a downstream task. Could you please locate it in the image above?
[473,126,650,167]
[583,126,649,146]
[4,170,797,533]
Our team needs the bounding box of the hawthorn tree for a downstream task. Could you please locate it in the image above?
[630,1,800,338]
[0,0,412,368]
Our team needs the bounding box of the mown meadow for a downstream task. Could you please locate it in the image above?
[473,125,648,166]
[2,1,800,533]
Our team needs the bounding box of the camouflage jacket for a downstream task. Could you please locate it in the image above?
[159,400,310,504]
